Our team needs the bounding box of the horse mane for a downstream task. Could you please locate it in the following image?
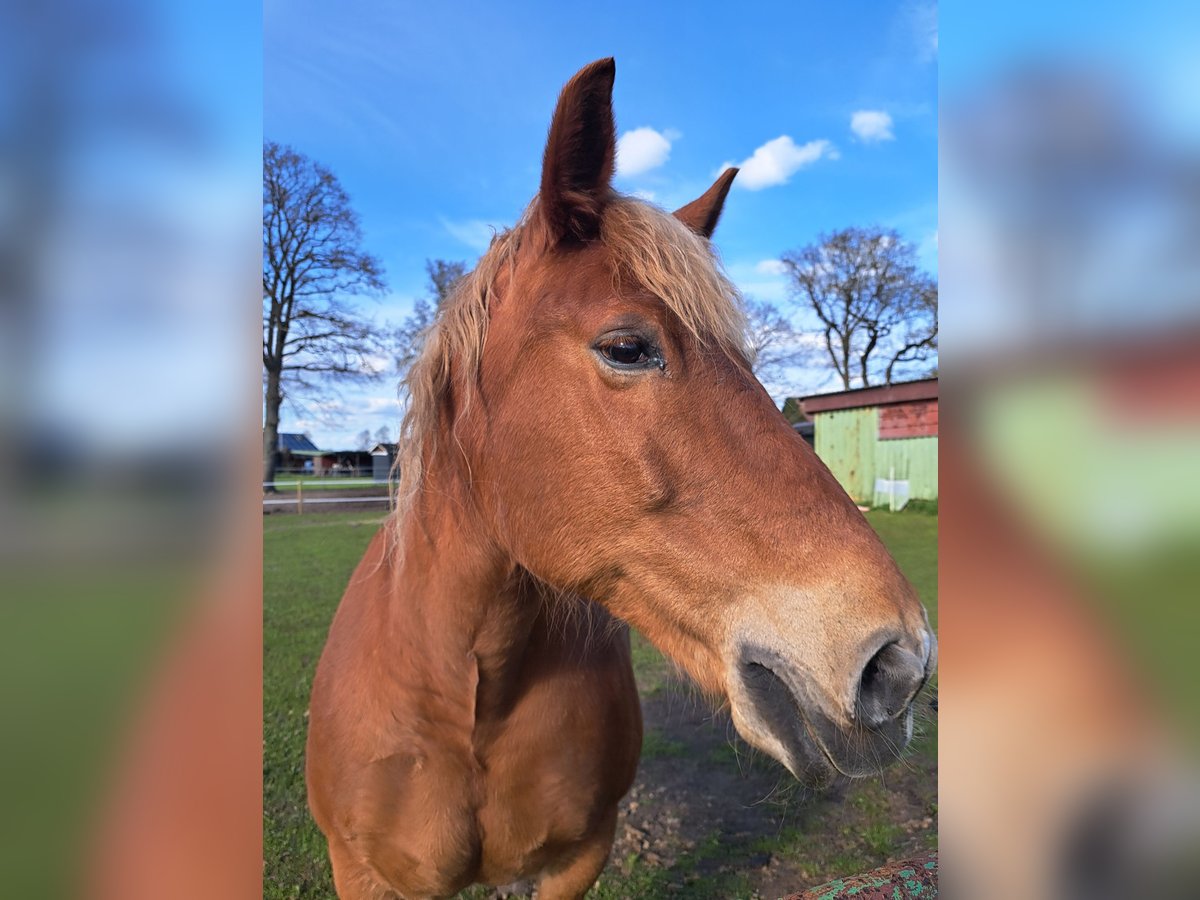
[392,194,751,529]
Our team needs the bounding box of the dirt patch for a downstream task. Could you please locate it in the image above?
[613,677,936,898]
[473,673,937,899]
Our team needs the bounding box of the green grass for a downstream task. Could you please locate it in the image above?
[264,511,385,899]
[744,772,933,887]
[267,475,384,491]
[1,568,189,899]
[864,508,938,631]
[640,727,688,760]
[864,508,938,759]
[587,831,753,899]
[861,821,905,857]
[264,506,937,898]
[629,629,672,695]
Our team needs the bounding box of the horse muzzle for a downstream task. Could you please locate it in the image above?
[728,629,936,786]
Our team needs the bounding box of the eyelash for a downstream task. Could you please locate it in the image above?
[595,334,664,371]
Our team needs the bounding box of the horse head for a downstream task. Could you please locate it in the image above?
[401,58,935,786]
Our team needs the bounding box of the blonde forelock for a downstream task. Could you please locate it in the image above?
[391,196,750,529]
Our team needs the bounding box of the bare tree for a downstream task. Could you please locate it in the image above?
[741,297,810,391]
[884,279,938,384]
[263,141,385,487]
[354,429,372,451]
[394,259,468,376]
[374,425,392,446]
[781,227,937,389]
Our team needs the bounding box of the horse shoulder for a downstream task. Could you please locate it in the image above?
[306,527,405,826]
[477,622,642,865]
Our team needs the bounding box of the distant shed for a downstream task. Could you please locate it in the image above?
[800,378,938,507]
[370,442,398,483]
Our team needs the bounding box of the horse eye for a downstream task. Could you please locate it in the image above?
[600,337,649,367]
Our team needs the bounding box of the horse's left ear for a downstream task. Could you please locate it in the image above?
[674,168,738,239]
[538,58,617,246]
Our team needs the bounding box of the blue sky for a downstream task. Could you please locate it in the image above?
[265,0,938,448]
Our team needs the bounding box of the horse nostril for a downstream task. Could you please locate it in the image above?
[856,640,925,728]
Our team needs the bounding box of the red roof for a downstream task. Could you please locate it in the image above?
[800,378,938,414]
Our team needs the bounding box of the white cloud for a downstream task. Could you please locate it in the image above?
[441,218,496,252]
[616,127,676,177]
[725,259,792,304]
[850,110,895,143]
[755,259,788,276]
[631,188,658,202]
[717,136,837,191]
[911,1,938,62]
[363,396,399,414]
[360,357,387,377]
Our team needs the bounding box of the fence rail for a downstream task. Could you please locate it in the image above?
[263,479,381,489]
[264,480,392,513]
[263,495,390,507]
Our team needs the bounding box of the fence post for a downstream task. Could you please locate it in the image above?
[297,481,304,515]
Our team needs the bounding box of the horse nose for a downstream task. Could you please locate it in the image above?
[855,632,932,728]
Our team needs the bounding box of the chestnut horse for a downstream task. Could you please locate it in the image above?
[306,58,936,900]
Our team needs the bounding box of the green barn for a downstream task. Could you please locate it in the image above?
[797,378,938,508]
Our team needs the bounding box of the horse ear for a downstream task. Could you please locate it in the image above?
[674,168,738,239]
[538,58,617,246]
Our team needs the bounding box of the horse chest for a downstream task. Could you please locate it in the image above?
[472,676,642,882]
[351,677,639,894]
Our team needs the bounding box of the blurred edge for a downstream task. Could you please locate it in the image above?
[3,1,1200,899]
[941,2,1200,898]
[0,0,263,897]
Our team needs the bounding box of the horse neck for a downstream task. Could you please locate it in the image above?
[388,475,540,722]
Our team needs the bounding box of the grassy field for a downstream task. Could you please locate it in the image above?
[264,508,937,899]
[264,511,383,896]
[267,475,383,490]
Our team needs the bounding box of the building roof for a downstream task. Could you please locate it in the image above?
[278,432,320,453]
[800,378,938,415]
[370,442,399,456]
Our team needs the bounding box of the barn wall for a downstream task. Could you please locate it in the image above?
[814,407,939,504]
[879,399,938,439]
[814,407,878,502]
[873,436,939,504]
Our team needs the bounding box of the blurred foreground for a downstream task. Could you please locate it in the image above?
[941,3,1200,897]
[0,1,261,897]
[1,2,1198,898]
